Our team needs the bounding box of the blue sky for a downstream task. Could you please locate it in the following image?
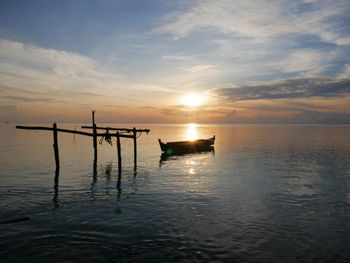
[0,0,349,123]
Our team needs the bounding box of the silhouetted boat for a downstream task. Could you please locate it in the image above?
[158,136,215,155]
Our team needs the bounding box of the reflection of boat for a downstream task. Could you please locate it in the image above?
[159,146,215,166]
[158,136,215,155]
[160,146,214,162]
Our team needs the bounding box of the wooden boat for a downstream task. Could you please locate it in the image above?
[158,136,215,155]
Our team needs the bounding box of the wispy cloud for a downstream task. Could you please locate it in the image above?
[184,64,219,73]
[339,64,350,78]
[0,39,173,107]
[275,49,340,76]
[161,55,193,61]
[214,77,350,101]
[155,0,350,46]
[152,0,350,84]
[1,95,56,103]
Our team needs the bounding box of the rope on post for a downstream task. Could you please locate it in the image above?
[99,129,113,145]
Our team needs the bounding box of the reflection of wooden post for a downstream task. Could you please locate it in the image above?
[53,123,60,170]
[133,127,137,168]
[117,132,122,173]
[92,111,97,160]
[92,157,97,184]
[53,168,59,206]
[116,168,122,200]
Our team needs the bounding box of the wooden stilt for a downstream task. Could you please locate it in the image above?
[92,111,97,160]
[53,123,60,170]
[133,127,137,168]
[92,110,95,125]
[116,132,122,173]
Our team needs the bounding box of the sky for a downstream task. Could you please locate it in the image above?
[0,0,350,123]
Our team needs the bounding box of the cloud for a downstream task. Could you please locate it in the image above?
[184,64,219,73]
[214,77,350,102]
[155,0,350,46]
[137,106,156,109]
[275,49,340,75]
[158,102,350,124]
[161,55,192,61]
[152,0,350,83]
[227,109,350,124]
[338,64,350,78]
[0,39,176,109]
[0,84,43,95]
[0,104,17,111]
[1,95,56,103]
[0,39,116,92]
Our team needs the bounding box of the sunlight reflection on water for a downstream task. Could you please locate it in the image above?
[0,124,350,262]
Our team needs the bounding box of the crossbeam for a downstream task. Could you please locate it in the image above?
[16,126,92,136]
[81,125,150,133]
[16,126,134,138]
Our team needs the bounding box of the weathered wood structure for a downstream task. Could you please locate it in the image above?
[16,111,150,171]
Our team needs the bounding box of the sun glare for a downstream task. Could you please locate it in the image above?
[186,123,198,141]
[181,92,207,107]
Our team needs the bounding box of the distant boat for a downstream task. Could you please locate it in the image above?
[158,136,215,155]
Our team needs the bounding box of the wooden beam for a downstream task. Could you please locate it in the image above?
[113,133,134,138]
[81,125,150,133]
[16,126,93,136]
[16,126,134,138]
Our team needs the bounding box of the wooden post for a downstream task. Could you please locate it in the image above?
[92,111,97,160]
[116,132,122,173]
[53,123,60,170]
[133,127,137,168]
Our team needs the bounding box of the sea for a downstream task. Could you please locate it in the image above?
[0,123,350,262]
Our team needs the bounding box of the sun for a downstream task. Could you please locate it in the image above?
[181,92,207,107]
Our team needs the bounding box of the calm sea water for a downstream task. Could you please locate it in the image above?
[0,123,350,262]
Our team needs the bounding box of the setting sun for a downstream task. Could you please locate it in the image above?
[181,92,207,108]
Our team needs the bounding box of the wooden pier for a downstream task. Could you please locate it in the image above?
[16,111,150,171]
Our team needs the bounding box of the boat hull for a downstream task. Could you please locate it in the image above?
[158,136,215,155]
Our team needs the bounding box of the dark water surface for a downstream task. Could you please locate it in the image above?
[1,124,350,262]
